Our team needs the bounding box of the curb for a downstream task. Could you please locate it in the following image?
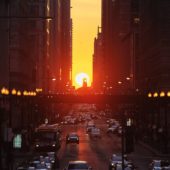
[138,141,170,157]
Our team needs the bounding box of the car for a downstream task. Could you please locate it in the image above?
[149,160,170,170]
[90,127,101,138]
[86,121,95,132]
[107,125,118,133]
[64,160,92,170]
[66,132,79,144]
[109,154,132,170]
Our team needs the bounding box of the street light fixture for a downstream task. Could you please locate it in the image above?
[148,92,152,98]
[153,92,158,98]
[17,90,21,96]
[11,89,17,95]
[160,91,165,97]
[167,91,170,97]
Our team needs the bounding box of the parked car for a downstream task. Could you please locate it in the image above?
[109,153,134,170]
[66,132,79,144]
[149,160,170,170]
[112,163,136,170]
[63,160,92,170]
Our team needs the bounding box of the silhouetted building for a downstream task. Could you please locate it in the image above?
[93,27,104,92]
[101,0,132,93]
[0,0,40,91]
[137,0,170,93]
[59,0,72,91]
[136,0,170,153]
[0,0,9,89]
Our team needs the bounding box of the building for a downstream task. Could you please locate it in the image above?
[101,0,132,93]
[136,0,170,153]
[0,0,9,89]
[59,0,72,91]
[93,27,104,92]
[137,0,170,93]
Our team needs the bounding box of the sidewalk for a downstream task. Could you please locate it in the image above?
[128,141,170,170]
[12,150,33,169]
[138,141,170,158]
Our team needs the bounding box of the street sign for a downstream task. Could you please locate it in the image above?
[13,134,22,148]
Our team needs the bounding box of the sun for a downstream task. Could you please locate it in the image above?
[75,72,90,87]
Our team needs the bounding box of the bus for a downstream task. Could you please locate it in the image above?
[33,123,61,152]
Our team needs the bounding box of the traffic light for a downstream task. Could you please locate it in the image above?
[125,126,134,153]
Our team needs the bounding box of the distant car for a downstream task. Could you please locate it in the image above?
[86,121,95,132]
[90,128,101,138]
[109,154,131,170]
[107,125,118,133]
[149,160,170,170]
[66,132,79,144]
[64,160,92,170]
[113,163,136,170]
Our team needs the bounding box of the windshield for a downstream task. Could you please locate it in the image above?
[35,131,56,141]
[68,163,88,169]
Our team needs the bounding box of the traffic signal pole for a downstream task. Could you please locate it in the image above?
[122,111,125,170]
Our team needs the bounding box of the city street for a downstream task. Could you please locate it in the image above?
[12,103,170,170]
[1,1,170,169]
[56,117,167,170]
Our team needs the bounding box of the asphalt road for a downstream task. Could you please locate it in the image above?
[13,112,169,170]
[57,117,170,170]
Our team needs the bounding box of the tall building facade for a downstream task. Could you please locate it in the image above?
[101,0,132,93]
[135,0,170,153]
[59,0,72,91]
[11,1,41,91]
[93,27,104,92]
[137,0,170,93]
[0,0,9,89]
[0,0,72,93]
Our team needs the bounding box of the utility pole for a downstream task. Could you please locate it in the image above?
[121,110,125,170]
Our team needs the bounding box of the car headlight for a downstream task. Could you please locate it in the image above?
[46,163,51,168]
[111,163,115,166]
[36,144,39,147]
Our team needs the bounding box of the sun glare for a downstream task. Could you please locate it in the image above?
[75,72,90,87]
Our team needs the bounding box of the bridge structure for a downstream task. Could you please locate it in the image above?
[36,93,170,105]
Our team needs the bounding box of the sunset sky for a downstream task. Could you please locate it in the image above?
[71,0,101,88]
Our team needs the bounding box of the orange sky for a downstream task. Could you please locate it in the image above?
[71,0,101,88]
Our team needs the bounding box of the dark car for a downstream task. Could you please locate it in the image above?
[109,153,135,170]
[149,160,170,170]
[66,132,79,144]
[64,160,92,170]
